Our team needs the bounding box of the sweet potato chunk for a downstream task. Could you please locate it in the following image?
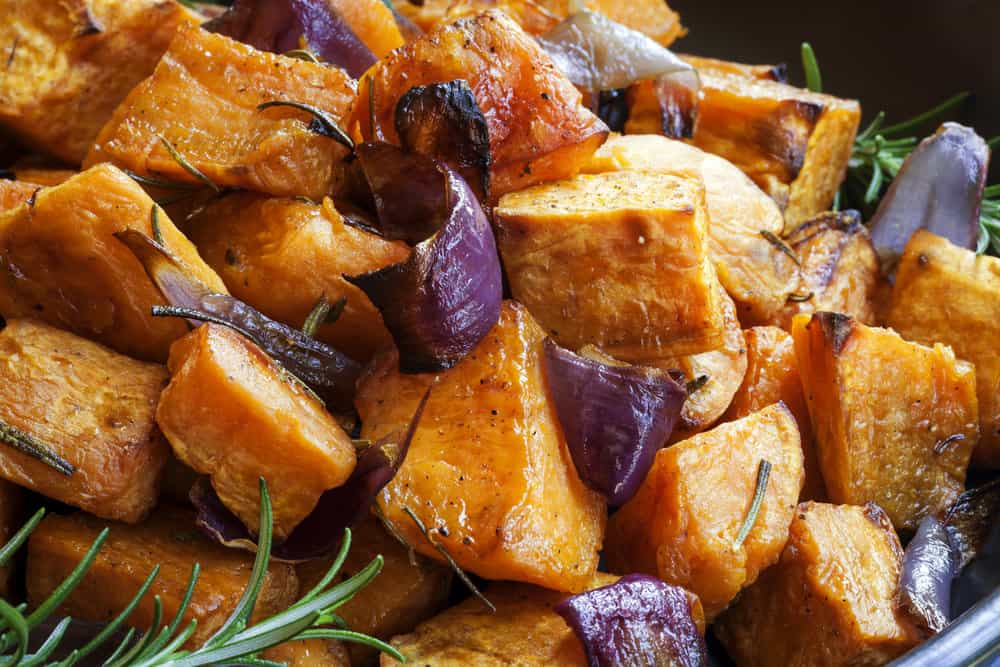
[297,517,452,664]
[0,319,168,522]
[157,324,357,540]
[723,326,824,500]
[889,230,1000,468]
[0,480,23,597]
[495,169,726,360]
[356,10,608,198]
[0,0,201,164]
[184,194,409,362]
[87,25,356,199]
[262,640,350,667]
[606,403,803,619]
[582,134,798,323]
[0,180,38,212]
[679,55,787,82]
[766,211,879,329]
[793,312,977,532]
[6,167,76,187]
[0,163,228,362]
[359,302,606,593]
[328,0,405,58]
[715,502,920,667]
[27,508,298,648]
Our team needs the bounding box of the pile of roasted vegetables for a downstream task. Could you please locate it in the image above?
[0,0,998,665]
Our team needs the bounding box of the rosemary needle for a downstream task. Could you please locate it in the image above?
[734,459,772,549]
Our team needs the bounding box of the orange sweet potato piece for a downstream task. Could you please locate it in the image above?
[7,167,76,187]
[606,403,803,619]
[0,163,227,362]
[184,194,409,362]
[157,324,357,540]
[262,640,350,667]
[793,312,977,532]
[359,302,606,593]
[87,25,356,199]
[495,169,726,360]
[328,0,405,58]
[356,10,608,198]
[715,502,920,667]
[888,230,1000,468]
[679,55,786,82]
[27,508,298,648]
[0,180,39,212]
[0,0,201,164]
[0,319,169,522]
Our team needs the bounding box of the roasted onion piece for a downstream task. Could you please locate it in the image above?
[542,340,686,506]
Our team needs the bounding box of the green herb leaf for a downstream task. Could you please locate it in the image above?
[759,230,801,266]
[800,42,822,93]
[0,420,75,476]
[257,101,354,151]
[157,135,221,193]
[734,459,772,549]
[301,295,347,338]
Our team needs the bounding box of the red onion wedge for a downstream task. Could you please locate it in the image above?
[556,574,707,667]
[869,123,989,278]
[542,340,686,506]
[538,10,700,138]
[115,229,360,411]
[192,388,429,562]
[345,161,503,374]
[203,0,376,78]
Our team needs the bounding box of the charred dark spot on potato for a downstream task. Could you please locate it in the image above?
[656,77,698,139]
[815,311,854,355]
[766,63,789,83]
[752,100,823,181]
[71,5,105,37]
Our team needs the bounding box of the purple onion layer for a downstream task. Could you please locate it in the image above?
[542,340,686,506]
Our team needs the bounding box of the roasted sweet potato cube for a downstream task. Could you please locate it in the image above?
[184,194,409,362]
[0,180,39,212]
[495,169,726,360]
[889,230,1000,468]
[766,211,880,329]
[679,55,787,82]
[723,326,824,500]
[715,502,920,667]
[0,163,228,362]
[0,0,201,164]
[262,639,350,667]
[157,324,357,540]
[27,508,298,648]
[7,168,76,187]
[86,25,356,199]
[328,0,405,58]
[606,403,803,619]
[356,10,608,198]
[297,517,452,664]
[0,480,23,597]
[582,134,798,324]
[359,302,606,593]
[0,319,168,522]
[793,312,978,532]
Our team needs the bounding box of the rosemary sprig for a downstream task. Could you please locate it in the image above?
[760,230,801,265]
[157,135,220,193]
[800,43,822,94]
[734,459,772,549]
[283,49,320,64]
[0,420,75,476]
[301,295,347,338]
[256,101,354,151]
[149,205,165,246]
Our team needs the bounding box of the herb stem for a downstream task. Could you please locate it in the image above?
[734,459,772,549]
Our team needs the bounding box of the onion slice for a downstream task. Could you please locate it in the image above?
[555,574,707,667]
[203,0,376,78]
[345,162,502,374]
[538,10,700,138]
[116,230,360,411]
[542,340,686,506]
[868,123,989,278]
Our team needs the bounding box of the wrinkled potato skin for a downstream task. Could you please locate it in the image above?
[715,502,920,667]
[27,508,298,648]
[0,480,23,598]
[355,10,608,198]
[328,0,405,58]
[889,230,1000,468]
[0,0,201,164]
[606,403,804,619]
[157,325,357,540]
[297,518,452,665]
[185,194,409,362]
[582,135,798,323]
[0,320,168,522]
[496,170,726,360]
[359,302,606,593]
[793,313,977,532]
[723,326,825,500]
[0,163,228,362]
[87,25,356,199]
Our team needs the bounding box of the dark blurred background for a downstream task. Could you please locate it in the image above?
[671,0,997,160]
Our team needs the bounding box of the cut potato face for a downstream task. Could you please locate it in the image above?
[606,403,803,619]
[793,312,978,532]
[157,324,357,540]
[27,507,299,648]
[356,10,608,198]
[0,0,201,164]
[0,319,168,522]
[86,25,356,199]
[360,302,606,593]
[184,194,410,362]
[0,163,228,362]
[715,502,920,667]
[496,169,726,360]
[889,230,1000,468]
